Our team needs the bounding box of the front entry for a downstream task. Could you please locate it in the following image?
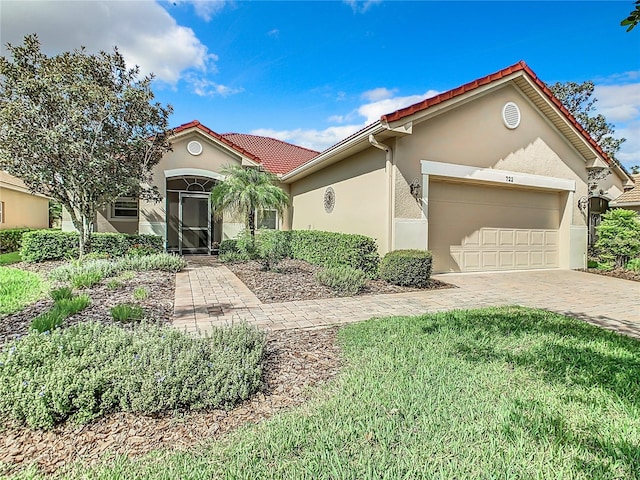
[179,193,211,255]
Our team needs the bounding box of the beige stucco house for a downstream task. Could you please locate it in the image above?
[0,171,49,230]
[73,61,635,273]
[610,174,640,214]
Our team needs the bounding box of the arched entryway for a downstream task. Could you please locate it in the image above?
[166,175,221,254]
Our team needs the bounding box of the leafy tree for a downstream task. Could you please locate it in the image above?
[595,209,640,268]
[631,165,639,175]
[621,0,640,31]
[209,165,289,239]
[0,35,172,254]
[550,81,625,162]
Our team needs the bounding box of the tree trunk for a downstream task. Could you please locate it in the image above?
[79,216,93,257]
[248,208,256,239]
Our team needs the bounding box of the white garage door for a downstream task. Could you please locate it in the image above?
[429,181,560,273]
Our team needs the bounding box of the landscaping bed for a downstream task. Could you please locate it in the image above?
[225,258,452,303]
[580,267,640,282]
[0,327,341,476]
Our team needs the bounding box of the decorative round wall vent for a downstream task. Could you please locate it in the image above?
[502,102,521,129]
[324,187,335,213]
[187,140,203,156]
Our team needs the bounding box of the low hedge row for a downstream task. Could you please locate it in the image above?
[380,249,433,287]
[289,230,379,278]
[20,230,164,262]
[221,230,380,278]
[0,227,32,253]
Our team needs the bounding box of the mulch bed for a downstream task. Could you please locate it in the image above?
[579,267,640,282]
[0,327,341,476]
[225,259,453,303]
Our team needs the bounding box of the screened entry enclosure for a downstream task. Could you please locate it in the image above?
[166,176,222,254]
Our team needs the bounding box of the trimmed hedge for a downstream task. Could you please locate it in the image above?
[20,230,164,262]
[380,249,433,287]
[289,230,379,278]
[219,239,239,255]
[0,227,32,253]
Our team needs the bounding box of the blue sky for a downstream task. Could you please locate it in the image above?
[2,0,639,168]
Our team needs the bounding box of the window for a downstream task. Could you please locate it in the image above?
[257,209,278,230]
[110,197,138,220]
[0,201,4,223]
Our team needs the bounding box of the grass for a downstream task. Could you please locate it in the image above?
[0,267,46,315]
[7,306,639,479]
[0,251,21,265]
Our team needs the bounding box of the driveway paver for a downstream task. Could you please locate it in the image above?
[174,257,640,338]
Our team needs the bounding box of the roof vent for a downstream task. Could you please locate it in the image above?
[187,140,203,156]
[502,102,521,129]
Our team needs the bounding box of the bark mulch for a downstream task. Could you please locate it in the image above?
[0,327,341,476]
[580,267,640,282]
[1,261,344,476]
[226,259,453,303]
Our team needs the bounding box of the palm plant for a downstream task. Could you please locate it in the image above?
[209,165,289,238]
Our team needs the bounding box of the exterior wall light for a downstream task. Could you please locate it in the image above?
[409,178,421,199]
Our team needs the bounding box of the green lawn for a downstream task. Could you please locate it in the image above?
[9,306,640,479]
[0,266,46,315]
[0,251,21,265]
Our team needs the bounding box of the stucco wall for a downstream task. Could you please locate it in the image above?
[393,85,593,227]
[139,132,244,239]
[289,147,388,252]
[0,186,49,230]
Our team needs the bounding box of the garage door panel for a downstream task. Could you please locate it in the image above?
[429,181,560,272]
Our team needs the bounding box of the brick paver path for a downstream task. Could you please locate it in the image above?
[174,257,640,338]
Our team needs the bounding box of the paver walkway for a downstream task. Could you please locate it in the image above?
[174,257,640,338]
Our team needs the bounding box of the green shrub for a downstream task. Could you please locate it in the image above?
[0,322,265,429]
[107,279,122,289]
[50,286,73,302]
[119,253,187,272]
[20,231,164,262]
[219,239,239,255]
[595,209,640,268]
[219,251,250,263]
[0,227,32,253]
[70,271,104,289]
[315,265,367,295]
[256,230,290,271]
[587,260,599,269]
[626,258,640,272]
[55,294,91,316]
[289,230,379,278]
[380,249,433,287]
[30,309,65,333]
[20,230,79,262]
[119,271,136,281]
[126,245,157,257]
[110,303,145,323]
[235,230,259,260]
[133,287,148,300]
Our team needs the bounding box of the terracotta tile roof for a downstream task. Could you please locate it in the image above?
[221,133,319,175]
[380,60,617,169]
[613,174,640,204]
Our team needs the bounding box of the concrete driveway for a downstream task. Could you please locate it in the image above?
[174,258,640,338]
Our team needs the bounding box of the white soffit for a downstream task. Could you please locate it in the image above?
[421,160,575,192]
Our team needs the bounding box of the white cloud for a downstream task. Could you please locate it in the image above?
[184,0,228,22]
[358,90,440,123]
[251,126,363,152]
[616,121,640,167]
[267,28,280,38]
[187,76,243,97]
[0,0,214,85]
[361,87,397,102]
[254,88,440,151]
[344,0,382,14]
[594,83,640,123]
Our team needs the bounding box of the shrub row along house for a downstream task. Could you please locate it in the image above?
[45,61,634,273]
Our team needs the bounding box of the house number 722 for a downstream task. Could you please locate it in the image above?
[505,176,514,183]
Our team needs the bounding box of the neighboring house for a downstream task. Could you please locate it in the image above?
[0,171,49,230]
[610,174,640,214]
[65,61,635,273]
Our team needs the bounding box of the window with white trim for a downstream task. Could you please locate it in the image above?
[109,197,138,220]
[257,209,278,230]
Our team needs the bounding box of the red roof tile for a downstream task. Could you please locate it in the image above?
[221,133,319,175]
[171,120,318,174]
[381,61,616,168]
